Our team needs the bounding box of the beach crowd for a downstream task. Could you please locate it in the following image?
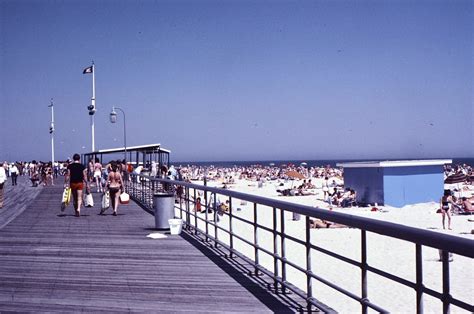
[1,159,473,221]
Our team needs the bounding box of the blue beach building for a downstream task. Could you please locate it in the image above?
[336,160,452,207]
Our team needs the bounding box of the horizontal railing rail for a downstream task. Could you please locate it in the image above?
[127,174,474,313]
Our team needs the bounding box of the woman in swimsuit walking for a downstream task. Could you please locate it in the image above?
[104,161,123,216]
[440,190,452,230]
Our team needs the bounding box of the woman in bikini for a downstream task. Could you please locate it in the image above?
[104,161,123,216]
[440,190,452,230]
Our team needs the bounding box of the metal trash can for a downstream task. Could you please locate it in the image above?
[153,192,175,229]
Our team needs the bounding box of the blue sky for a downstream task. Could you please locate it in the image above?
[0,0,472,162]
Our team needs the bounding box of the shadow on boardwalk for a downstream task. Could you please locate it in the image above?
[0,181,311,312]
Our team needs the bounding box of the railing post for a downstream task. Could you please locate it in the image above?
[361,230,368,314]
[229,196,234,258]
[253,202,259,276]
[151,179,155,208]
[441,250,451,314]
[141,176,144,204]
[214,193,218,248]
[179,184,183,220]
[193,188,198,235]
[305,215,313,312]
[416,244,424,314]
[185,186,190,230]
[280,207,287,294]
[204,189,209,242]
[273,206,279,292]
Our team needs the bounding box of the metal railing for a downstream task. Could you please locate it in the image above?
[128,174,474,313]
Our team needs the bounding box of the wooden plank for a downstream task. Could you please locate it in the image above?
[0,182,309,312]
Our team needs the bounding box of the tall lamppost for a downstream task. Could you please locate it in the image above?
[109,106,127,165]
[48,99,55,164]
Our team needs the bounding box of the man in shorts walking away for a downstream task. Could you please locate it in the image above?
[64,154,88,217]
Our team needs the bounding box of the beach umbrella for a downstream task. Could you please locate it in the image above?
[269,162,275,167]
[300,162,308,167]
[285,170,305,180]
[444,173,467,184]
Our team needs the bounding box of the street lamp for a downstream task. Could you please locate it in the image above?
[48,99,55,164]
[110,106,127,165]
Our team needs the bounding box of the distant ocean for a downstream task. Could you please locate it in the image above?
[172,158,474,168]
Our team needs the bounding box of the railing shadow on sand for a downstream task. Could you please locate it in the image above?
[127,173,474,314]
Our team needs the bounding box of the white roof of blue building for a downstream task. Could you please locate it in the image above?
[337,159,452,168]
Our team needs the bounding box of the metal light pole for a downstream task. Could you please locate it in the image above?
[48,98,55,185]
[48,99,55,164]
[91,62,96,152]
[110,106,127,164]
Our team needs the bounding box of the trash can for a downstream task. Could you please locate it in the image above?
[154,192,175,229]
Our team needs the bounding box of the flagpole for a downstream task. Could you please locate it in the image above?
[91,62,96,152]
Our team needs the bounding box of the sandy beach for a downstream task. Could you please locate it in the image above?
[185,175,474,313]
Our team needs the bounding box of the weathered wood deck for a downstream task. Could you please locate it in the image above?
[0,175,44,229]
[0,176,308,312]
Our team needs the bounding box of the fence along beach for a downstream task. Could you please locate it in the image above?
[171,161,473,312]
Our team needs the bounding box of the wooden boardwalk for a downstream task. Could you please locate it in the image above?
[0,175,44,229]
[0,177,309,312]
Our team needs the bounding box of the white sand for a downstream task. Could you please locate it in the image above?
[182,178,474,313]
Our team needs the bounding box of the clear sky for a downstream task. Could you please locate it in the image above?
[0,0,472,162]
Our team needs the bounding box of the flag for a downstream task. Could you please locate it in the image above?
[83,66,93,74]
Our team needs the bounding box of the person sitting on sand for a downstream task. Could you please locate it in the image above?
[309,218,347,229]
[341,189,357,208]
[461,197,474,214]
[330,191,343,207]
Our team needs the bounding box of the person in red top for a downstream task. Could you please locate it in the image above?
[65,153,88,217]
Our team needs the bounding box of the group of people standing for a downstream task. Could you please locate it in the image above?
[64,154,125,217]
[1,161,63,187]
[0,162,22,208]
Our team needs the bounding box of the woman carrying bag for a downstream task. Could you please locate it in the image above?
[104,161,123,216]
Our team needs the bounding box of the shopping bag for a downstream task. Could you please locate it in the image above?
[61,187,71,211]
[101,191,110,209]
[119,192,130,205]
[84,192,94,207]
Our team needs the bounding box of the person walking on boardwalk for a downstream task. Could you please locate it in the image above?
[93,158,103,193]
[64,153,88,217]
[102,161,124,216]
[9,163,19,186]
[0,163,6,208]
